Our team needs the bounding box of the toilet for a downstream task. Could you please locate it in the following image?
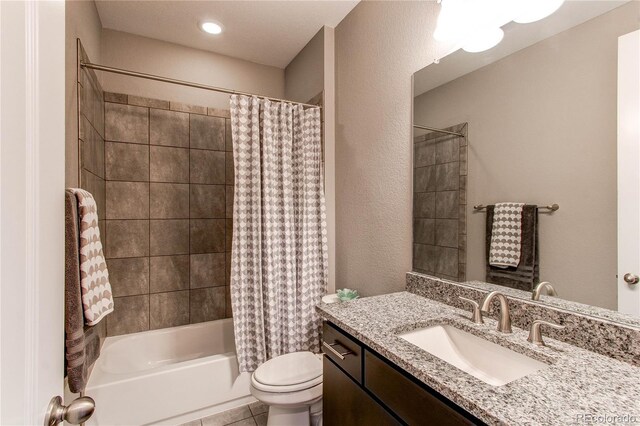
[250,351,323,426]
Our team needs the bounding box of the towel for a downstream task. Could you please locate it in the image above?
[71,188,114,324]
[489,202,524,268]
[65,189,105,393]
[485,205,539,291]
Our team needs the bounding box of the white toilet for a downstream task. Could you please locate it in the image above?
[250,351,323,426]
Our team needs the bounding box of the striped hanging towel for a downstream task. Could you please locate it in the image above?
[489,202,524,268]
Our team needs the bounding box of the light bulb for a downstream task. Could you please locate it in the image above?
[200,21,223,35]
[513,0,565,24]
[462,27,504,53]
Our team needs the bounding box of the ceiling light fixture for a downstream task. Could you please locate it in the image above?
[462,27,504,53]
[200,21,223,35]
[513,0,565,24]
[433,0,565,53]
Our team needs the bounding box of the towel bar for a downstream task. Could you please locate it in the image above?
[473,203,559,212]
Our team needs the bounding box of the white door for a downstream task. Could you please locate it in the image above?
[0,1,66,424]
[618,30,640,316]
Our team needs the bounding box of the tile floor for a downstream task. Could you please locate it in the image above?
[180,401,268,426]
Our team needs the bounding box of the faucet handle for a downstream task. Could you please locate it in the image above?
[527,319,565,346]
[459,297,484,324]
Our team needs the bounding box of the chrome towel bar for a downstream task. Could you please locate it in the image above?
[473,203,559,212]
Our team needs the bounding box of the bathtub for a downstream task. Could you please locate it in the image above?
[73,319,255,425]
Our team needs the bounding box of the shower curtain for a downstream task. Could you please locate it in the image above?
[229,94,328,372]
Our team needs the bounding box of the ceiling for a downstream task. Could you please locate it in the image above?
[95,0,359,69]
[414,0,629,97]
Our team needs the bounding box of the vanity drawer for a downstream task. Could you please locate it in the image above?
[364,350,477,426]
[322,322,363,383]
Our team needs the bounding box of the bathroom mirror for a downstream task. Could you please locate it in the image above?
[412,1,640,324]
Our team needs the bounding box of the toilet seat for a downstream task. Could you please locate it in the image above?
[251,352,323,393]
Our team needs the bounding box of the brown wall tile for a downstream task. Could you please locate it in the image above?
[225,152,234,185]
[413,218,435,245]
[105,220,149,258]
[106,181,149,219]
[150,219,189,255]
[190,114,225,151]
[150,291,190,329]
[435,219,458,248]
[435,137,459,164]
[435,191,459,219]
[150,183,189,219]
[225,119,232,151]
[105,142,149,181]
[105,103,149,144]
[190,219,225,253]
[414,192,435,219]
[190,287,225,323]
[107,257,149,297]
[435,162,460,191]
[414,140,435,168]
[81,170,106,220]
[106,295,150,336]
[128,95,169,110]
[190,150,225,184]
[190,253,225,288]
[150,109,189,147]
[150,255,189,292]
[150,146,189,183]
[226,185,234,218]
[190,184,225,218]
[414,166,435,192]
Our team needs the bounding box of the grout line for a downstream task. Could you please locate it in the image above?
[104,138,226,153]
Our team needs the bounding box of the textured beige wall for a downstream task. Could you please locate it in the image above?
[65,0,103,187]
[101,29,285,109]
[414,2,640,309]
[335,1,445,296]
[285,27,324,103]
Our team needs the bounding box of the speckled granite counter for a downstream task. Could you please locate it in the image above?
[317,292,640,426]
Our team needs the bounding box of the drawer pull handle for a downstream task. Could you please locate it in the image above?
[322,341,353,360]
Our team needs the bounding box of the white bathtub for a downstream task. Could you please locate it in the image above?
[72,319,254,425]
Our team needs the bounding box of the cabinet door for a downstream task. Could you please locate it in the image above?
[365,351,477,426]
[323,357,401,426]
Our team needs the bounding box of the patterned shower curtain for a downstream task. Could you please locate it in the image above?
[229,95,328,372]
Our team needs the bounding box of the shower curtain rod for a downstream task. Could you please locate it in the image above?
[80,61,322,109]
[413,124,465,138]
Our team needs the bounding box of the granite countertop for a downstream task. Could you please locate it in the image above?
[317,292,640,426]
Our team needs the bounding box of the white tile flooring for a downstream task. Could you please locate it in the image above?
[180,401,268,426]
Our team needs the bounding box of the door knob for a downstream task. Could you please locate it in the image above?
[623,273,639,285]
[44,395,95,426]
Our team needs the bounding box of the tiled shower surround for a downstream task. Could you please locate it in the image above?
[100,92,234,336]
[413,124,467,281]
[77,44,108,343]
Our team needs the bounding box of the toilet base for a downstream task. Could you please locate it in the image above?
[267,405,310,426]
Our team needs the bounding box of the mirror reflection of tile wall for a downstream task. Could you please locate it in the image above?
[413,124,467,281]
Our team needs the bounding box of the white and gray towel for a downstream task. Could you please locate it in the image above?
[71,188,114,325]
[489,202,524,268]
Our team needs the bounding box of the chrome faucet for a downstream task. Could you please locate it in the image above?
[480,291,512,333]
[532,282,557,301]
[527,319,565,346]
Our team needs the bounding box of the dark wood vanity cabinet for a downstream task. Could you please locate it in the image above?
[322,321,484,426]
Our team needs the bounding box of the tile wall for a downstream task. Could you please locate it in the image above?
[77,43,108,342]
[412,124,467,281]
[101,92,234,336]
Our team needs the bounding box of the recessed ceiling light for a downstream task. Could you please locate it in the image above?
[200,21,223,35]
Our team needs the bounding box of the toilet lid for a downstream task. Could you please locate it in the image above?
[253,352,322,387]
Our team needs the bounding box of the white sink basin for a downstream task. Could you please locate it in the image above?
[398,324,547,386]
